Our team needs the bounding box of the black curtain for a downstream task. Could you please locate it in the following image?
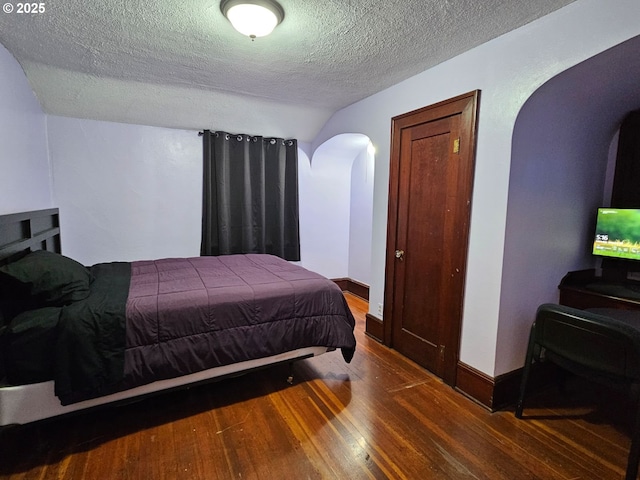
[201,130,300,261]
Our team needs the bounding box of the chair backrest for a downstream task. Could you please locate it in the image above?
[534,303,640,380]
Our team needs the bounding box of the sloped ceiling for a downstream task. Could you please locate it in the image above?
[0,0,576,141]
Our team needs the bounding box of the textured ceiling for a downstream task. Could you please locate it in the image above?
[0,0,576,141]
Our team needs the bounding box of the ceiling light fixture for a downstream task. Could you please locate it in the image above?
[220,0,284,40]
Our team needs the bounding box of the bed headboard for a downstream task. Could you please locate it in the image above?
[0,208,61,267]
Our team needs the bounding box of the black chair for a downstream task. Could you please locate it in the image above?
[515,303,640,480]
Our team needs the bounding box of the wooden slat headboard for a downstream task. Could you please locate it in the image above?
[0,208,61,267]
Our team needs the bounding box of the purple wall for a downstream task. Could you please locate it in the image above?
[0,44,51,214]
[498,35,640,374]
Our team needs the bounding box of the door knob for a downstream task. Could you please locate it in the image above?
[395,249,405,260]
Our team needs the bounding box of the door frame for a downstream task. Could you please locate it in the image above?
[382,90,480,386]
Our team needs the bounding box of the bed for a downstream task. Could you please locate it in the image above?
[0,208,356,426]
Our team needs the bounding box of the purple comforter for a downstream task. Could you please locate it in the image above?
[121,254,356,390]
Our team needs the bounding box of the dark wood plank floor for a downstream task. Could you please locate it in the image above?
[0,293,635,479]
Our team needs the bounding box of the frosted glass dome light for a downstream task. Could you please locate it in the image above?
[221,0,284,39]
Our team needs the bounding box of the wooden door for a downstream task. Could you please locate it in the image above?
[383,91,479,386]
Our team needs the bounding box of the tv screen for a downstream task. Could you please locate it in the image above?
[593,208,640,261]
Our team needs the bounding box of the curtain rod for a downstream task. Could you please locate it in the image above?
[198,130,296,143]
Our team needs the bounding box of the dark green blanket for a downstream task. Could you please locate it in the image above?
[54,262,130,405]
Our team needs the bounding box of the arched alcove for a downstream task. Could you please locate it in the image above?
[298,133,374,282]
[495,34,640,375]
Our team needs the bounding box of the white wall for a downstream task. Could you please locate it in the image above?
[312,0,640,377]
[0,43,51,214]
[348,146,374,284]
[48,118,374,284]
[298,133,371,280]
[47,116,202,266]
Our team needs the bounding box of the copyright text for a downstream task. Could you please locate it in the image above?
[3,3,46,14]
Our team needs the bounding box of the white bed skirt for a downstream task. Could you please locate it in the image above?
[0,346,329,426]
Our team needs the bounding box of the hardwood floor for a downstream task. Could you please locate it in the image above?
[0,293,635,479]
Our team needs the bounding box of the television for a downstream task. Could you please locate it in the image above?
[593,208,640,262]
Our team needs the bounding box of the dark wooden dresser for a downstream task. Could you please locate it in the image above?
[559,269,640,311]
